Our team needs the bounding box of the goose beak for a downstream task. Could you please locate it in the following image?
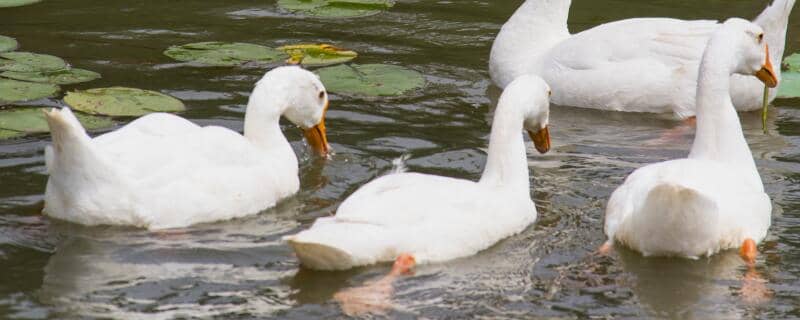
[528,126,550,154]
[303,120,329,155]
[302,101,330,156]
[756,45,778,88]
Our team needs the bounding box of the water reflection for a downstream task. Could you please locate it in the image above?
[286,267,362,306]
[617,248,770,319]
[39,205,302,319]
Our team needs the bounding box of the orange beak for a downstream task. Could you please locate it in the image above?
[528,126,550,154]
[755,45,778,88]
[302,101,330,155]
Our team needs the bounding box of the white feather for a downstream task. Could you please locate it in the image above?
[42,67,328,230]
[286,76,552,270]
[490,0,795,118]
[604,20,774,258]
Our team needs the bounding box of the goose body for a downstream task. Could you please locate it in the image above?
[43,67,330,230]
[490,0,794,118]
[286,75,553,270]
[603,19,777,259]
[288,173,536,270]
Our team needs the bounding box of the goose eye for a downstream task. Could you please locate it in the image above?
[318,91,325,99]
[548,90,552,96]
[758,33,764,42]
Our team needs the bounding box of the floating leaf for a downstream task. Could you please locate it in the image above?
[315,64,425,96]
[0,35,17,52]
[277,0,395,18]
[64,87,185,117]
[279,44,357,67]
[0,78,59,104]
[0,129,17,139]
[777,72,800,99]
[1,68,101,85]
[0,0,41,8]
[783,53,800,72]
[779,52,800,98]
[0,52,67,73]
[164,42,288,67]
[0,107,114,140]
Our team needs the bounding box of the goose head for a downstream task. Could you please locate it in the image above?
[721,18,778,88]
[250,66,330,155]
[500,74,552,154]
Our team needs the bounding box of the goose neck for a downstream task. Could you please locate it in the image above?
[243,89,290,151]
[490,0,571,87]
[509,0,572,28]
[689,40,759,176]
[479,104,531,192]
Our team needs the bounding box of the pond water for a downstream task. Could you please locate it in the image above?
[1,0,800,318]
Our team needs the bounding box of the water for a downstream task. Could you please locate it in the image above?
[1,0,799,318]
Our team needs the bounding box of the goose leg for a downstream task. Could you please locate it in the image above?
[740,267,771,304]
[648,116,696,145]
[597,241,613,256]
[738,239,771,305]
[390,253,416,276]
[334,254,416,316]
[739,238,757,265]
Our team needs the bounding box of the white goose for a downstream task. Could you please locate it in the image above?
[603,18,778,262]
[43,66,330,230]
[490,0,794,118]
[286,75,552,271]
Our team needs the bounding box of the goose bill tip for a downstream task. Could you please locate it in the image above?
[303,122,329,156]
[756,46,778,88]
[528,126,551,154]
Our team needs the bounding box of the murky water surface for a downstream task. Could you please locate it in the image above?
[1,0,800,318]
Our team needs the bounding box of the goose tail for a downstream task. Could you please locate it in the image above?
[285,218,396,271]
[43,108,92,172]
[43,108,145,227]
[627,183,723,258]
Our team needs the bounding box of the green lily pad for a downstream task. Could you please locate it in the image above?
[279,44,357,67]
[315,64,425,97]
[0,107,114,139]
[0,36,17,52]
[0,129,17,139]
[0,78,59,104]
[783,53,800,72]
[777,72,800,99]
[277,0,395,18]
[1,68,101,85]
[64,87,185,117]
[164,42,288,67]
[0,0,41,8]
[0,52,67,73]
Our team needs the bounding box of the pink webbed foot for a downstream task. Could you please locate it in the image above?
[334,254,416,316]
